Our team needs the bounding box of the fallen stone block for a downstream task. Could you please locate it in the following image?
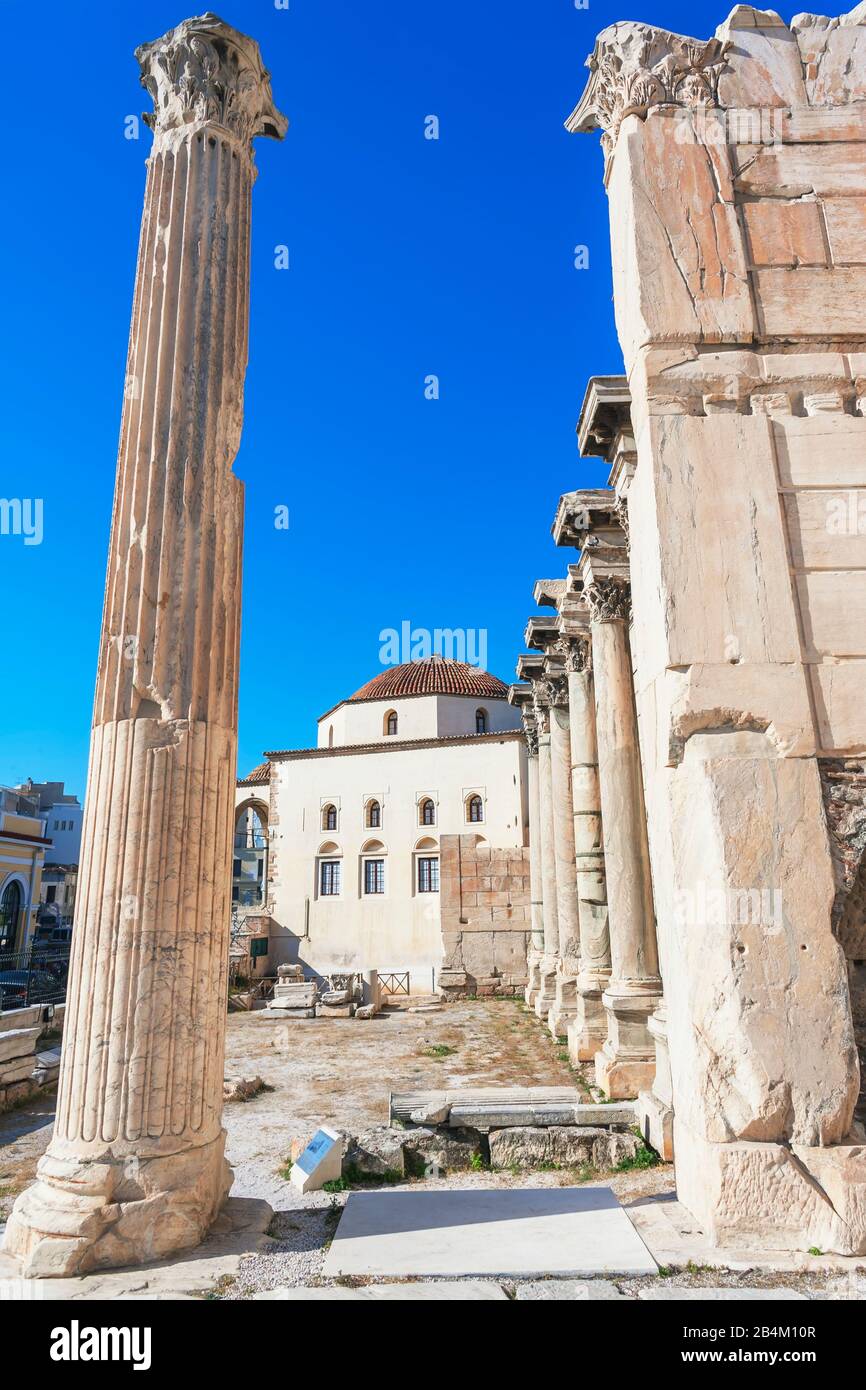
[316,1002,355,1018]
[489,1126,641,1171]
[0,1057,36,1087]
[402,1125,483,1176]
[0,1027,40,1065]
[345,1127,406,1178]
[265,1007,316,1020]
[224,1074,265,1102]
[355,1004,376,1020]
[410,1101,451,1126]
[448,1100,635,1131]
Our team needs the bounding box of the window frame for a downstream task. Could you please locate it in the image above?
[319,858,342,897]
[417,855,440,894]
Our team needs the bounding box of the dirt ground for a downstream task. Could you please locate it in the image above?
[3,999,865,1298]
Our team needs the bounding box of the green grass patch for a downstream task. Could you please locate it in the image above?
[421,1044,457,1058]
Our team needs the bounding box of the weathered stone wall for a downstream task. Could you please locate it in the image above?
[570,3,866,1252]
[438,834,531,997]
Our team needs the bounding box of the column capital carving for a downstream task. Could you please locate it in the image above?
[585,575,632,624]
[556,633,591,674]
[522,711,540,757]
[540,673,569,709]
[137,13,288,146]
[565,22,729,155]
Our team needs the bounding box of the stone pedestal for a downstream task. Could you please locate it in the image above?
[584,576,661,1098]
[637,1005,674,1161]
[2,16,285,1277]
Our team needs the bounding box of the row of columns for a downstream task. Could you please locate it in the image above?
[509,383,670,1143]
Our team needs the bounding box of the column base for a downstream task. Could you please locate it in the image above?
[675,1121,866,1255]
[636,1089,674,1161]
[547,971,579,1040]
[534,961,558,1020]
[593,982,661,1100]
[524,951,542,1008]
[2,1133,232,1278]
[566,970,610,1063]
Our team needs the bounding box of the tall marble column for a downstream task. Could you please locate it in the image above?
[509,681,544,1005]
[544,671,581,1039]
[558,625,611,1064]
[533,686,560,1018]
[583,566,661,1099]
[4,16,286,1277]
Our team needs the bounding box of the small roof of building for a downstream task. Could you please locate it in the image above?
[238,761,270,786]
[347,656,508,703]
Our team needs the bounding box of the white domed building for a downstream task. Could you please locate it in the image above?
[234,656,531,995]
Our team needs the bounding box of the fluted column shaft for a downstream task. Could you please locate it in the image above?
[547,689,580,1037]
[5,16,285,1278]
[587,579,661,1098]
[565,657,611,1062]
[524,743,545,1005]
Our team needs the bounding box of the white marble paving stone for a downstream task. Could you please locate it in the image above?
[515,1279,631,1300]
[253,1281,508,1300]
[639,1287,809,1300]
[322,1186,658,1279]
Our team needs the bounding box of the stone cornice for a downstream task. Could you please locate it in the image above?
[552,488,626,553]
[565,20,729,155]
[577,375,633,460]
[264,730,525,761]
[137,13,287,147]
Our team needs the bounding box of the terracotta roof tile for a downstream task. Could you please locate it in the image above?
[348,657,508,702]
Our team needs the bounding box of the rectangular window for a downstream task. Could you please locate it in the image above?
[417,856,440,893]
[233,859,241,877]
[46,886,56,903]
[364,858,385,895]
[320,859,341,896]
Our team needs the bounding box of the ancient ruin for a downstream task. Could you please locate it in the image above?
[3,15,285,1275]
[4,5,866,1288]
[512,3,866,1252]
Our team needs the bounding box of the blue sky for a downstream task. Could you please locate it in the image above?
[2,0,739,793]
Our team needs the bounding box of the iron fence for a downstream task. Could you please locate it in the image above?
[0,942,71,1012]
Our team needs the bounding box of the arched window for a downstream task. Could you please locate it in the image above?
[322,803,338,832]
[328,726,334,748]
[419,798,436,827]
[468,794,484,824]
[475,707,488,734]
[384,709,398,736]
[367,799,381,828]
[0,880,22,952]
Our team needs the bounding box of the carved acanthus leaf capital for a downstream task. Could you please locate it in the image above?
[522,711,540,757]
[137,13,287,146]
[556,634,591,674]
[585,575,632,624]
[539,674,569,709]
[566,22,729,154]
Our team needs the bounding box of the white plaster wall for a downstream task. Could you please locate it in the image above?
[267,734,526,984]
[317,694,521,748]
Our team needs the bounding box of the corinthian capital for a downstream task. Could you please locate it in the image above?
[585,575,632,624]
[565,22,728,153]
[137,13,288,146]
[556,634,591,674]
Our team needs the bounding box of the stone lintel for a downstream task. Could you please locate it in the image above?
[507,682,534,709]
[515,652,545,683]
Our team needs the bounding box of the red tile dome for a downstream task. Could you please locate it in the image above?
[348,656,508,702]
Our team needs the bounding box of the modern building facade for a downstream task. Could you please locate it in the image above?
[235,656,529,989]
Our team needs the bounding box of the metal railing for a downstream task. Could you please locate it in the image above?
[0,943,71,1011]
